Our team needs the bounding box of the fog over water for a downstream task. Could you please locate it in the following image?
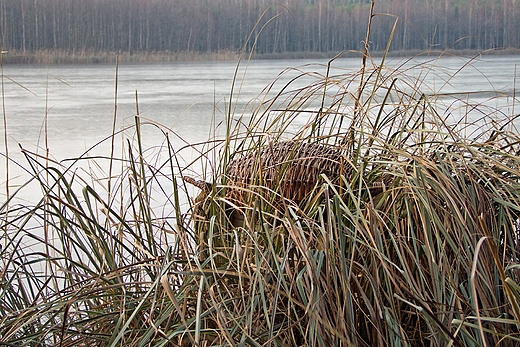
[1,55,518,203]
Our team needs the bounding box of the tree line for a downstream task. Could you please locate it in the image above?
[0,0,518,56]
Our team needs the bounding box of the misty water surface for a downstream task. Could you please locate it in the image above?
[0,55,518,203]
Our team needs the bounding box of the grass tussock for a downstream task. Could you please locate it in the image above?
[1,52,520,347]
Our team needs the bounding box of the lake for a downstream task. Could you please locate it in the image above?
[0,55,518,204]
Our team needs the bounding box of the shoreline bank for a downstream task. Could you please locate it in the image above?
[1,48,519,65]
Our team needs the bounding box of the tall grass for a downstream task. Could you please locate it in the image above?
[187,53,520,346]
[1,33,520,347]
[2,53,519,346]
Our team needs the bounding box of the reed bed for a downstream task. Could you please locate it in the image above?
[1,53,520,347]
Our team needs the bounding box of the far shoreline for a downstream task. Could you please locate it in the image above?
[1,48,519,65]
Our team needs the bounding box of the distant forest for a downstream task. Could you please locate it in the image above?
[0,0,518,56]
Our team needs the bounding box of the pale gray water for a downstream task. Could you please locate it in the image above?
[0,55,518,204]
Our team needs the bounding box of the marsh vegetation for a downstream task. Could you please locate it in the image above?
[1,50,519,346]
[1,8,520,346]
